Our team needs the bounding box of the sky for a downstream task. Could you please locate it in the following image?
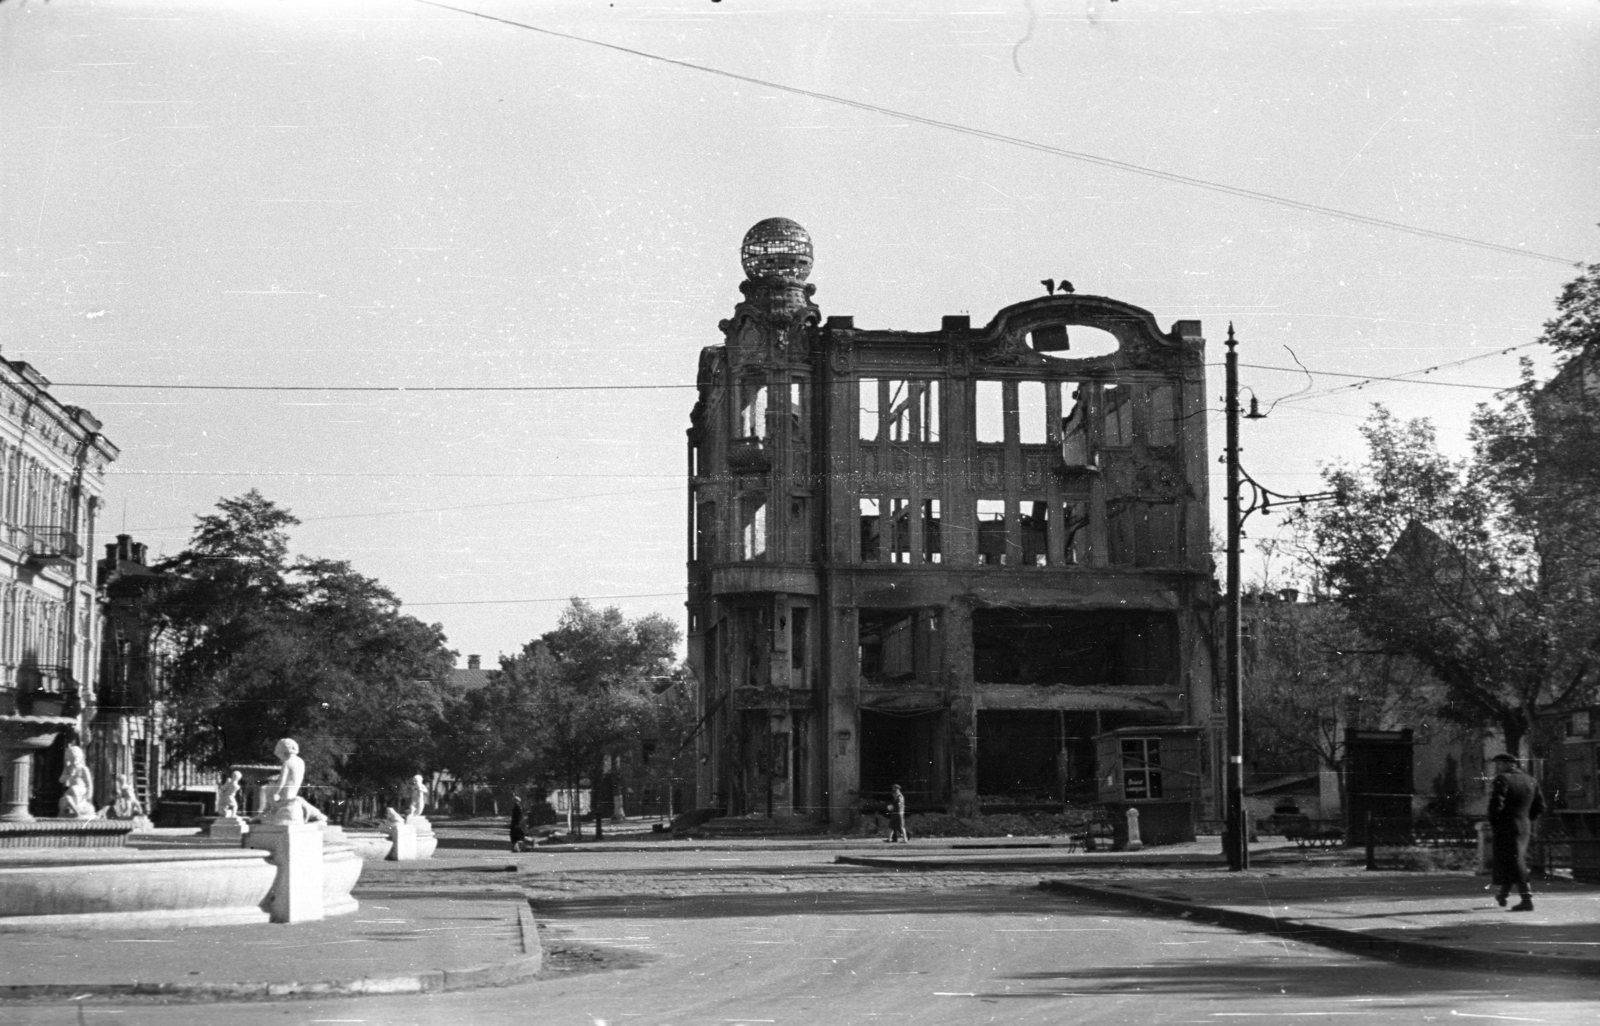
[1,0,1596,667]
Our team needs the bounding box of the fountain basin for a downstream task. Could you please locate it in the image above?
[0,840,364,930]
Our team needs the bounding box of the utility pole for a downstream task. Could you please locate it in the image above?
[1221,324,1337,872]
[1224,324,1247,872]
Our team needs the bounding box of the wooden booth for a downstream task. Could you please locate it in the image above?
[1095,726,1201,846]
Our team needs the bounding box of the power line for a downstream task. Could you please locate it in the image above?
[414,0,1583,269]
[54,381,697,393]
[406,591,681,608]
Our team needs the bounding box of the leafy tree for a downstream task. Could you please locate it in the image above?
[1243,599,1433,793]
[493,600,680,835]
[148,491,456,792]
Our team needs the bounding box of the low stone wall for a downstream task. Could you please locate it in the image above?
[0,849,276,929]
[0,821,134,848]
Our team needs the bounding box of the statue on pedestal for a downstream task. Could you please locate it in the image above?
[57,743,96,819]
[217,770,243,819]
[112,773,144,819]
[261,738,326,825]
[405,774,430,823]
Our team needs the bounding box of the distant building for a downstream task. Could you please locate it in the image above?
[0,356,118,817]
[686,219,1217,826]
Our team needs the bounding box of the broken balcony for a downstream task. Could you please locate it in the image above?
[23,527,82,567]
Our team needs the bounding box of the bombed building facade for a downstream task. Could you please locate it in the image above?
[687,219,1217,827]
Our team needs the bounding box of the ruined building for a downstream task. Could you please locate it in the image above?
[687,219,1217,828]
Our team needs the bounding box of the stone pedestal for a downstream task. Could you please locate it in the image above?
[1124,807,1143,851]
[247,822,324,923]
[0,717,74,823]
[209,816,249,844]
[386,822,418,861]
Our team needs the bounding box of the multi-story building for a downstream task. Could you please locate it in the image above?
[0,355,117,820]
[686,219,1217,827]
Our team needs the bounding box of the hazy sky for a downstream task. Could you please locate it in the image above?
[2,0,1596,665]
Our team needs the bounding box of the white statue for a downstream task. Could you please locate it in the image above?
[406,774,429,822]
[112,772,144,819]
[58,743,96,819]
[217,770,243,819]
[262,738,325,825]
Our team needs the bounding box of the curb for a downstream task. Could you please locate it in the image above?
[1038,879,1600,980]
[837,854,1231,870]
[0,900,544,1002]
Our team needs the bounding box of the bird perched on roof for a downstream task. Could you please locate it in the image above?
[1041,278,1055,295]
[1057,279,1075,294]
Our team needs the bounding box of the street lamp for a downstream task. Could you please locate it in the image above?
[1223,324,1336,872]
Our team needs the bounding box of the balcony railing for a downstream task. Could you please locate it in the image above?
[22,527,82,566]
[726,437,772,473]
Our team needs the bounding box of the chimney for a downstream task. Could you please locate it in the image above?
[467,654,481,670]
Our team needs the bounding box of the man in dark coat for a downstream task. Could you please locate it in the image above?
[1488,753,1545,911]
[509,797,527,853]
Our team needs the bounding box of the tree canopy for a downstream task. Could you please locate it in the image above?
[148,490,457,790]
[1290,264,1600,756]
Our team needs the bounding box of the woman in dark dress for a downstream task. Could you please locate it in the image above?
[510,797,527,852]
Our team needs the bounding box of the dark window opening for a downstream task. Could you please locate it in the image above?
[791,606,808,672]
[888,498,912,564]
[1022,501,1048,566]
[922,499,942,563]
[971,608,1179,688]
[976,710,1099,804]
[1102,382,1133,447]
[860,498,880,562]
[859,609,942,684]
[1108,500,1178,568]
[859,710,946,811]
[977,498,1006,566]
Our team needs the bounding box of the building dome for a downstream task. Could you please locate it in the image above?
[740,218,813,284]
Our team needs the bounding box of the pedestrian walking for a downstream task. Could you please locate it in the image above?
[510,796,527,853]
[1488,753,1545,911]
[886,784,909,843]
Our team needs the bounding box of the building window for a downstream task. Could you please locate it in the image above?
[1021,500,1048,566]
[860,498,881,562]
[1121,738,1164,799]
[922,499,942,563]
[977,498,1007,565]
[860,378,880,443]
[741,496,766,560]
[1102,383,1133,447]
[791,606,808,672]
[975,380,1004,443]
[696,502,716,563]
[1018,381,1047,445]
[888,498,913,564]
[1061,384,1091,467]
[919,381,940,442]
[739,384,767,439]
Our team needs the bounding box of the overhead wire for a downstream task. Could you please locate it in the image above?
[412,0,1582,268]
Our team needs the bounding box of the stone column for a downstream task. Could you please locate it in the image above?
[1,746,36,822]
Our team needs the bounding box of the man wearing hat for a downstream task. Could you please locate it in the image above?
[1488,753,1545,911]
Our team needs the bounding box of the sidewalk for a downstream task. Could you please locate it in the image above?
[0,886,540,1000]
[1042,871,1600,979]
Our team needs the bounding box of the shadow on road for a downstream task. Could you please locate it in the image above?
[535,885,1127,921]
[992,952,1596,1005]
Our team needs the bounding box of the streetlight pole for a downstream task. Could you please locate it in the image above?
[1224,324,1248,872]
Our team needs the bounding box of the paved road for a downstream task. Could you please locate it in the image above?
[8,878,1597,1026]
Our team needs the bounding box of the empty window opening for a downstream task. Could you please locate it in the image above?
[789,382,807,445]
[1060,384,1092,468]
[791,606,809,672]
[977,498,1007,566]
[859,710,946,811]
[1144,384,1176,447]
[1053,501,1089,565]
[888,497,913,564]
[1024,324,1119,358]
[1102,383,1133,447]
[1021,500,1048,566]
[859,378,880,443]
[971,609,1178,688]
[740,384,767,440]
[859,609,943,684]
[923,499,942,563]
[975,380,1004,443]
[695,501,716,562]
[1108,500,1178,568]
[887,380,912,442]
[920,381,940,442]
[741,496,767,560]
[859,498,881,562]
[1018,382,1047,445]
[976,710,1101,804]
